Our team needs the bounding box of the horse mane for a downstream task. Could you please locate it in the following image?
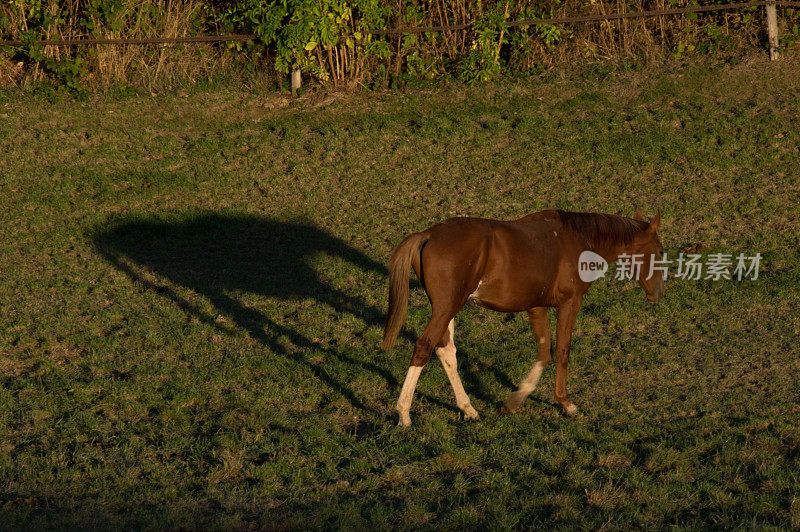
[556,210,648,248]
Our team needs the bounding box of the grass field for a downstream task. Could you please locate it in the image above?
[1,52,799,529]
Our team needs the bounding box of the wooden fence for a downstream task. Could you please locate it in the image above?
[1,0,797,93]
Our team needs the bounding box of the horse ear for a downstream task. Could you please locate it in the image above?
[633,209,644,221]
[648,211,661,232]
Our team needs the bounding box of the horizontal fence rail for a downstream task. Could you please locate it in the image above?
[0,0,797,46]
[0,34,256,47]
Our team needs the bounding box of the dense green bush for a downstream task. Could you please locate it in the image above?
[220,0,392,86]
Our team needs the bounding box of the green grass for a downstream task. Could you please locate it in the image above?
[1,52,799,528]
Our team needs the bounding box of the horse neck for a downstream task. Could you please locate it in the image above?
[558,211,648,264]
[589,235,641,264]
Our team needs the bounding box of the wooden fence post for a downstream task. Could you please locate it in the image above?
[291,68,302,96]
[766,0,779,60]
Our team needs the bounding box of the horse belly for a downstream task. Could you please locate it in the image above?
[468,276,553,312]
[467,226,559,311]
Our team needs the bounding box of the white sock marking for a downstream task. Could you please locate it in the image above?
[436,320,479,420]
[397,365,423,425]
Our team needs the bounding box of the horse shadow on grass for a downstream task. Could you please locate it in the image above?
[92,212,458,418]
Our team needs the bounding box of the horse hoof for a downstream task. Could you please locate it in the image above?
[564,404,579,417]
[503,394,524,413]
[397,414,412,427]
[462,406,480,422]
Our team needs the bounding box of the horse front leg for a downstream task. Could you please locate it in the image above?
[554,297,582,416]
[504,307,551,412]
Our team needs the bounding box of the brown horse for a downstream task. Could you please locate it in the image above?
[382,209,664,426]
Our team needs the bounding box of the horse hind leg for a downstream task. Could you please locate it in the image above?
[396,366,423,427]
[396,312,453,427]
[436,319,479,421]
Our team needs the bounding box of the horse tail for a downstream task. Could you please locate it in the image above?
[382,232,429,350]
